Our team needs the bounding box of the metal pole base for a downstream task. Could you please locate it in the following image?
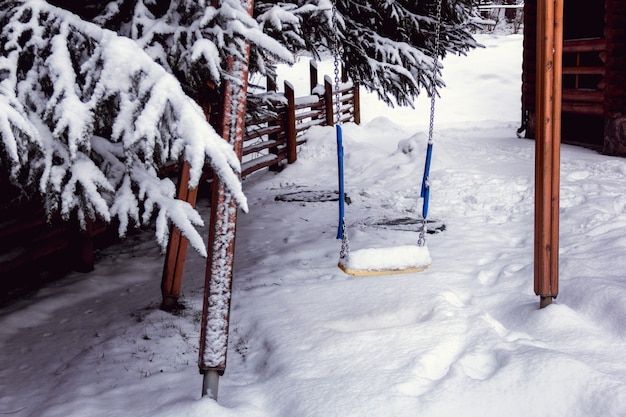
[201,370,220,400]
[539,296,554,309]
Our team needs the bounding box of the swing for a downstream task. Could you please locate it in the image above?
[333,0,443,276]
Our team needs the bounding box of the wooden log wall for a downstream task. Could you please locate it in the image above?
[521,0,537,137]
[523,0,626,155]
[603,0,626,154]
[561,38,606,116]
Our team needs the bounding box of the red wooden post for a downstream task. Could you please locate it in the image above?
[309,59,318,93]
[324,75,334,126]
[160,161,198,311]
[352,81,361,125]
[199,0,253,399]
[284,80,297,164]
[267,64,276,92]
[69,216,95,273]
[534,0,563,308]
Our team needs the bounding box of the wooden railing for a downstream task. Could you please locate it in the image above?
[561,37,606,115]
[1,60,361,291]
[476,2,525,33]
[0,176,109,298]
[241,60,359,177]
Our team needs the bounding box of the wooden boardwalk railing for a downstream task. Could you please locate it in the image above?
[241,60,360,177]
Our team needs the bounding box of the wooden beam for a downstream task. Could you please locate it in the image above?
[199,0,253,399]
[534,0,563,308]
[160,161,198,311]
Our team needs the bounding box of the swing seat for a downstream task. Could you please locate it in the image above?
[338,245,431,276]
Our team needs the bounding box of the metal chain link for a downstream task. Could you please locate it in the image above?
[428,0,443,146]
[418,218,427,247]
[339,219,350,259]
[332,1,342,124]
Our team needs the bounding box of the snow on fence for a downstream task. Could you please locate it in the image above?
[475,1,524,33]
[241,60,360,177]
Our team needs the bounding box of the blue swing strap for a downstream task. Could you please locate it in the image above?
[336,124,345,239]
[332,0,348,247]
[418,0,443,247]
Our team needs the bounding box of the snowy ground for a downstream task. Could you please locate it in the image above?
[2,33,626,417]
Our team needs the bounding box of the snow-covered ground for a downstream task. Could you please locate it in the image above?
[2,33,626,417]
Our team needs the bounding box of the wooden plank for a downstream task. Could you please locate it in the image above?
[562,38,605,53]
[295,109,324,120]
[244,124,284,140]
[562,66,605,75]
[561,102,603,115]
[562,89,604,103]
[242,153,286,177]
[242,139,282,156]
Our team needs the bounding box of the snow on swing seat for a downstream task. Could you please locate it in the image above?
[338,245,431,276]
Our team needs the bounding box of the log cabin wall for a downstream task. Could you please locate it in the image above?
[521,0,537,137]
[603,0,626,154]
[522,0,626,155]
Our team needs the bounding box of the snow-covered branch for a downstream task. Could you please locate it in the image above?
[94,0,294,94]
[0,0,248,256]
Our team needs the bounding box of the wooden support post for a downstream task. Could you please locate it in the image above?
[534,0,563,308]
[284,81,297,164]
[198,0,253,400]
[267,64,276,92]
[324,75,334,126]
[69,216,95,273]
[160,161,198,311]
[309,59,318,94]
[352,82,361,125]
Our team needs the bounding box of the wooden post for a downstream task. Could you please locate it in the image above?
[352,81,361,125]
[534,0,563,308]
[309,59,318,94]
[69,216,95,273]
[267,64,276,92]
[199,0,253,399]
[324,75,334,126]
[160,161,198,311]
[284,81,297,164]
[266,65,281,172]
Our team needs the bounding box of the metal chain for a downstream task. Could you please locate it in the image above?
[428,0,443,146]
[332,1,342,124]
[418,218,427,247]
[339,220,350,259]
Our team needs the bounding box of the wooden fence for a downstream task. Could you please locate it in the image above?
[1,60,361,297]
[0,176,109,298]
[241,60,360,177]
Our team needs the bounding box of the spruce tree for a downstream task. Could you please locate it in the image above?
[1,0,479,256]
[0,0,291,256]
[255,0,480,106]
